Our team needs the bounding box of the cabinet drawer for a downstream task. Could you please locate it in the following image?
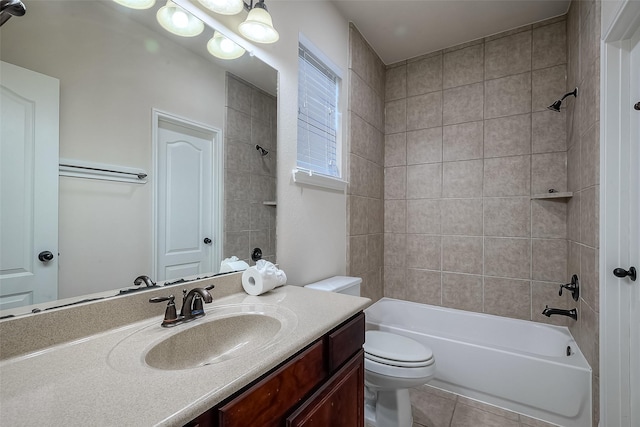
[218,340,327,427]
[286,350,364,427]
[327,312,364,372]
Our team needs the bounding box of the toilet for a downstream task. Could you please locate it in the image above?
[305,276,436,427]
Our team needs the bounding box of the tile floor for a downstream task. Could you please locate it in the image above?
[409,385,559,427]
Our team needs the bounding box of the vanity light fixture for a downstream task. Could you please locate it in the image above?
[112,0,156,10]
[198,0,244,15]
[207,31,246,60]
[156,0,204,37]
[238,0,279,44]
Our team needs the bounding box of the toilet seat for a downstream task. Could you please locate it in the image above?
[364,331,433,366]
[365,352,434,368]
[365,357,436,382]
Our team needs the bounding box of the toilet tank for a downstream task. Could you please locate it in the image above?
[304,276,362,296]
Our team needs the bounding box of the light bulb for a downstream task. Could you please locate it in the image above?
[171,9,188,28]
[207,31,245,60]
[156,1,204,37]
[220,38,235,53]
[238,7,279,44]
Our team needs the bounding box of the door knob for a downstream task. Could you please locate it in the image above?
[203,238,212,245]
[38,251,54,263]
[613,266,636,281]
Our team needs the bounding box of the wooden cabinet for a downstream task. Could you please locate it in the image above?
[185,312,365,427]
[286,350,364,427]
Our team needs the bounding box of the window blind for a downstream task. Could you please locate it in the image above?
[297,44,339,178]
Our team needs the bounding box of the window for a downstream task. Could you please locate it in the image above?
[297,41,341,179]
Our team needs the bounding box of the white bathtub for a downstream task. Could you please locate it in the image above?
[365,298,591,427]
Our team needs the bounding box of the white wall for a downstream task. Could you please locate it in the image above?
[1,1,226,297]
[240,1,351,285]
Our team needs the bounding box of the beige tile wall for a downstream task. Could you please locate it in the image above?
[347,2,600,424]
[382,17,573,323]
[224,74,277,263]
[347,25,386,301]
[566,1,601,425]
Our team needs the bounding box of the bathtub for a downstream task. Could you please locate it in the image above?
[365,298,592,427]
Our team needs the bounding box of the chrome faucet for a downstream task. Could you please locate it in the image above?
[149,285,214,327]
[542,306,577,320]
[134,275,155,287]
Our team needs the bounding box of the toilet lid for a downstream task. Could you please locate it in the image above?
[364,331,433,364]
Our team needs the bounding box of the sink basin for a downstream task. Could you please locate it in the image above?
[107,302,297,373]
[145,314,282,370]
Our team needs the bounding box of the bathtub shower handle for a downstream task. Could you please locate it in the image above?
[558,274,580,301]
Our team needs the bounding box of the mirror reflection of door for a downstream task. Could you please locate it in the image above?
[154,112,222,281]
[0,61,59,309]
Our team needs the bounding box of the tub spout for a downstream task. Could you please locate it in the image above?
[542,305,577,320]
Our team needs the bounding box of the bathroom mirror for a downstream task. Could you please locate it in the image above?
[0,0,277,313]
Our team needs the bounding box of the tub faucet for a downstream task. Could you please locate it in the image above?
[542,306,577,321]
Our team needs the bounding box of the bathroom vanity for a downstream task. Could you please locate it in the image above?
[0,274,370,426]
[187,312,365,426]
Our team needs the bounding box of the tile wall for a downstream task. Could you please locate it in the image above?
[347,1,601,424]
[566,1,601,425]
[347,24,386,301]
[383,17,573,323]
[224,74,277,263]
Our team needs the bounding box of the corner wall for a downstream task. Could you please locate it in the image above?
[566,1,601,425]
[347,25,386,301]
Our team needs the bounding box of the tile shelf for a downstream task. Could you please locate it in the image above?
[531,192,573,200]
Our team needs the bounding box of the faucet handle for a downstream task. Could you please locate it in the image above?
[149,295,180,327]
[559,275,580,301]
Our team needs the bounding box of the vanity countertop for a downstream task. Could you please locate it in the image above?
[0,286,370,426]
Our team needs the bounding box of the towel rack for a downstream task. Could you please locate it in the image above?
[59,158,148,184]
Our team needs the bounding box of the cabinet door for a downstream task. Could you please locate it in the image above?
[218,341,326,427]
[286,350,364,427]
[327,313,365,373]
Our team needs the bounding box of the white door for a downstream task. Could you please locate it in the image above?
[0,61,59,309]
[602,11,640,426]
[628,26,640,427]
[155,114,221,281]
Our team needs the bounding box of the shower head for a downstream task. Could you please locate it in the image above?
[547,100,563,112]
[0,0,26,27]
[547,87,578,112]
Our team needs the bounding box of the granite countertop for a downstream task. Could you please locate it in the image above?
[0,286,370,426]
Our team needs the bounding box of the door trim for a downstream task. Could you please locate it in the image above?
[601,1,640,425]
[151,109,223,280]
